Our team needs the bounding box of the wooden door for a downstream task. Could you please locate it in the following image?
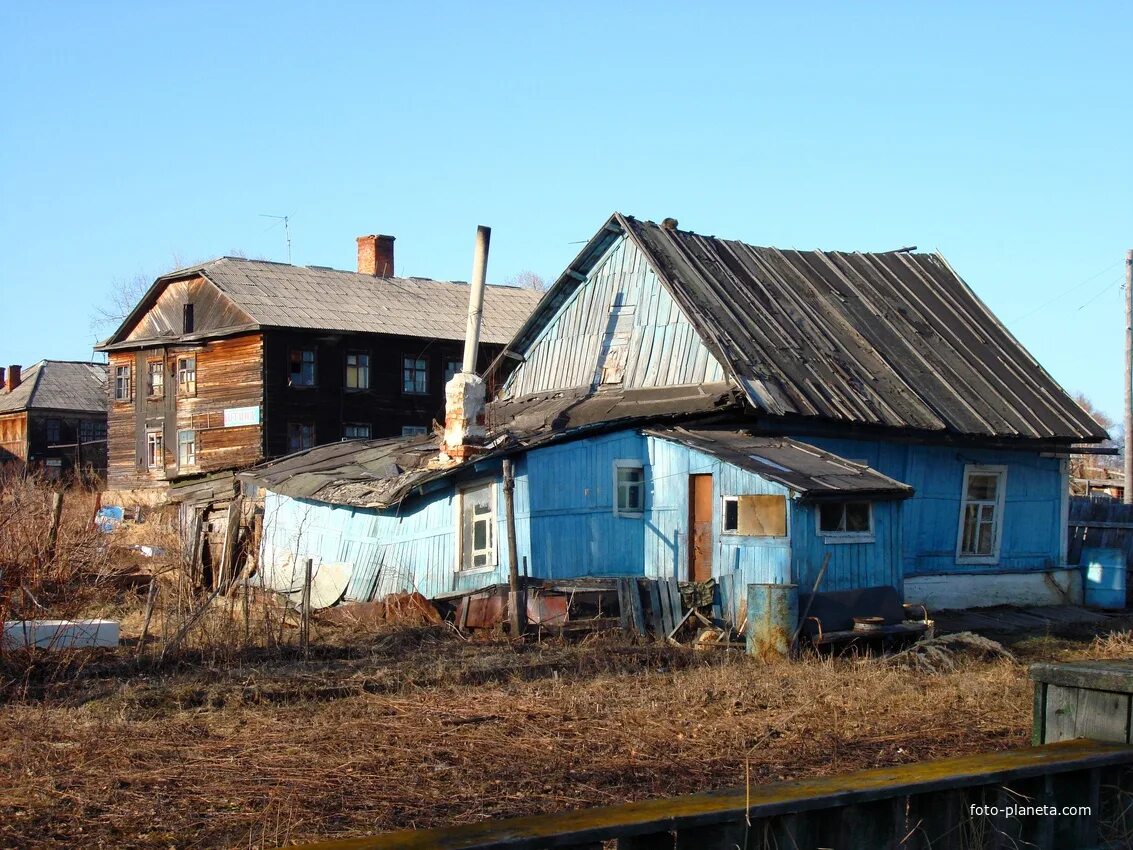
[689,474,714,582]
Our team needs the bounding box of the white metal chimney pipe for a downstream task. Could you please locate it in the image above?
[462,225,491,374]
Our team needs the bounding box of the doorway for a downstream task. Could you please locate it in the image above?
[689,474,713,582]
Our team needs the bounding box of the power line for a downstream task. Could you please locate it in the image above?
[1076,275,1124,311]
[1010,260,1122,323]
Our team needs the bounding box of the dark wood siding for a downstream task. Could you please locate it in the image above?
[261,330,502,457]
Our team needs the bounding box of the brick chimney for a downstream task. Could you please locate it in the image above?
[7,365,20,393]
[356,234,395,277]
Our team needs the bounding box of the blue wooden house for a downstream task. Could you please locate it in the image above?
[244,214,1107,613]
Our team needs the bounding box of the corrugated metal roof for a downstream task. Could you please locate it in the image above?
[0,361,107,415]
[619,215,1105,442]
[102,257,544,347]
[645,426,914,499]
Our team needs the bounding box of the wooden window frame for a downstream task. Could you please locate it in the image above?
[956,464,1007,565]
[44,418,61,445]
[287,421,316,453]
[345,350,371,391]
[613,459,645,518]
[342,422,371,440]
[401,355,429,396]
[176,356,197,397]
[454,480,498,573]
[401,425,428,437]
[183,303,195,334]
[289,348,318,388]
[177,429,197,467]
[817,500,874,543]
[147,359,164,399]
[113,365,132,403]
[443,358,463,386]
[722,494,790,538]
[145,429,163,469]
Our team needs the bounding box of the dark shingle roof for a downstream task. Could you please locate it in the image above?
[0,361,107,415]
[103,257,543,347]
[620,215,1104,442]
[644,426,913,499]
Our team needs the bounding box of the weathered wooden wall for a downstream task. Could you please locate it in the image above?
[502,235,727,397]
[124,275,254,341]
[1068,495,1133,571]
[0,411,27,464]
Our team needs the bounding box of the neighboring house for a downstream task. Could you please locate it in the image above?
[95,234,542,502]
[243,214,1107,612]
[0,361,109,480]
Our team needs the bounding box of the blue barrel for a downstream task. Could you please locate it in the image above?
[1081,547,1127,610]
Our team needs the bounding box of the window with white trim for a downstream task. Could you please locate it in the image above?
[818,501,873,537]
[458,482,496,570]
[957,465,1007,563]
[177,356,196,396]
[145,430,163,469]
[147,360,164,398]
[614,460,644,516]
[402,356,428,394]
[178,430,197,467]
[114,365,132,402]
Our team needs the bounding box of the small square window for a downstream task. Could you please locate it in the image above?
[818,501,873,536]
[177,356,196,396]
[147,360,164,398]
[343,423,371,439]
[402,356,428,394]
[289,349,317,387]
[401,425,428,437]
[345,351,370,390]
[114,365,132,402]
[178,430,197,466]
[614,460,644,516]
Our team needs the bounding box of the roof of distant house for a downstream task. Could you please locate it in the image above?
[0,361,107,415]
[499,213,1106,443]
[99,257,544,349]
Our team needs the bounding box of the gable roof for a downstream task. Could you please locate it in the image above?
[99,257,544,348]
[0,361,107,415]
[497,213,1105,443]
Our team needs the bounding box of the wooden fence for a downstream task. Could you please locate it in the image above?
[286,739,1133,850]
[1069,496,1133,570]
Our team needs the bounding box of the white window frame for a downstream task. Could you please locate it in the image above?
[613,459,645,517]
[402,355,429,395]
[816,500,875,543]
[720,494,791,538]
[147,360,164,398]
[722,496,739,534]
[454,480,498,573]
[177,355,196,396]
[114,365,132,402]
[177,429,197,467]
[342,422,371,440]
[145,429,163,469]
[956,464,1007,565]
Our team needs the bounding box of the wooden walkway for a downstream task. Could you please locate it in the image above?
[284,740,1133,850]
[933,604,1119,635]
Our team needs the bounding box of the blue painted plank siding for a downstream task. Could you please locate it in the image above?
[503,237,727,397]
[797,436,1064,575]
[790,500,903,594]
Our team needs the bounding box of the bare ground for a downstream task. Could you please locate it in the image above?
[4,618,1132,850]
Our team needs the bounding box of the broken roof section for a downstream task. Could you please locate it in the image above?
[495,213,1105,443]
[242,384,738,507]
[99,257,544,349]
[645,426,914,500]
[0,361,107,415]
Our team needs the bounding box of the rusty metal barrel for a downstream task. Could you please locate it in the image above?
[746,582,798,660]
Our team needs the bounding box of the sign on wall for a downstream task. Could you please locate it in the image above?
[223,406,261,428]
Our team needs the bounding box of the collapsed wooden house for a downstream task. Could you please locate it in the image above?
[239,213,1110,632]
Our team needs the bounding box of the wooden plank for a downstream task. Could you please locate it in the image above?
[1076,689,1130,742]
[1044,684,1080,743]
[616,581,631,631]
[657,581,675,635]
[719,573,734,624]
[666,578,682,627]
[627,580,646,636]
[283,740,1133,850]
[647,581,665,636]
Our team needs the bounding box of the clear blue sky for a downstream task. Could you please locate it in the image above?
[2,2,1130,420]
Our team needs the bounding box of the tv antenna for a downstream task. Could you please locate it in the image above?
[259,213,292,263]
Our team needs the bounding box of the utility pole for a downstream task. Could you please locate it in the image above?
[1125,249,1132,504]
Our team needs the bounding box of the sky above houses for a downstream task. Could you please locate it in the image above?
[1,2,1130,422]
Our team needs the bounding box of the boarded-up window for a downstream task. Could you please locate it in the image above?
[722,494,787,537]
[593,298,635,387]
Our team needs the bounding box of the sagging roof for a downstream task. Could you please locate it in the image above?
[0,361,107,415]
[100,257,543,348]
[242,384,738,507]
[499,213,1105,443]
[645,426,914,500]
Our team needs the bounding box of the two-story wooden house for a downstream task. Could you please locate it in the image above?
[96,235,541,503]
[0,361,108,480]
